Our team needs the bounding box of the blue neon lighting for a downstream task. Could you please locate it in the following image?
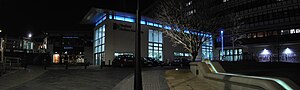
[95,14,106,26]
[164,26,171,30]
[147,22,153,26]
[114,16,124,21]
[184,30,190,33]
[140,20,146,24]
[158,25,163,28]
[108,15,165,28]
[112,15,135,23]
[109,15,113,19]
[124,18,135,22]
[153,23,159,27]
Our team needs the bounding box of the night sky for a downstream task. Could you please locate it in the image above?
[0,0,157,36]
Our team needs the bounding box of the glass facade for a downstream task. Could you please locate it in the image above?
[148,29,163,61]
[202,39,213,60]
[220,49,243,61]
[94,25,106,65]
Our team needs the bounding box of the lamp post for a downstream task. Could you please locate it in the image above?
[0,29,4,75]
[134,0,142,89]
[28,33,32,38]
[1,38,4,75]
[221,29,224,61]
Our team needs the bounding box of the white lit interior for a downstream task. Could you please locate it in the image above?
[261,49,271,55]
[283,48,293,54]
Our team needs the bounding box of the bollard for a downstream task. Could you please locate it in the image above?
[65,62,68,70]
[100,62,103,69]
[84,63,87,69]
[109,60,111,66]
[44,59,47,70]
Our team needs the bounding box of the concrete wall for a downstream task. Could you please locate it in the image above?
[84,47,93,64]
[190,62,300,90]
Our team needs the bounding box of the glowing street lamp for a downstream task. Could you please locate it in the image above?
[28,33,32,38]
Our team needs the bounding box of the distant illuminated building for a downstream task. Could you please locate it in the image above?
[45,31,93,64]
[211,0,300,62]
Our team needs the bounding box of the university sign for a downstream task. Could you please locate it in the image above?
[113,23,143,33]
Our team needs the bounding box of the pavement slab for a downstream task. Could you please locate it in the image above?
[112,67,169,90]
[165,69,217,90]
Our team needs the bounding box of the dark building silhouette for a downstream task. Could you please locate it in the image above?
[210,0,300,62]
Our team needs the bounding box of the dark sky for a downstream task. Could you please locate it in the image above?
[0,0,157,36]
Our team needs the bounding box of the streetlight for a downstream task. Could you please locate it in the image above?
[220,29,224,61]
[28,33,32,38]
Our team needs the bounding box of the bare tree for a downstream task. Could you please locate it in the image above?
[228,14,244,61]
[155,0,224,61]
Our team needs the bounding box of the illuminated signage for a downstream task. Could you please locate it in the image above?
[113,23,143,33]
[64,47,73,49]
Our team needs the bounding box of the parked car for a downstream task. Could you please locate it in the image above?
[112,55,135,67]
[170,58,191,66]
[142,57,159,67]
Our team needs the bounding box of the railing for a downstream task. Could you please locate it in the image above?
[0,57,22,76]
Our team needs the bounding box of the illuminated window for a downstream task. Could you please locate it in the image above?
[281,30,289,35]
[253,33,257,38]
[257,32,264,37]
[186,1,192,6]
[296,29,300,33]
[140,20,146,24]
[290,29,295,34]
[220,49,243,61]
[53,54,60,64]
[223,0,229,2]
[94,25,106,65]
[149,29,163,61]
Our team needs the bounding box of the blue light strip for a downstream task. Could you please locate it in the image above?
[113,15,135,23]
[95,14,106,26]
[108,14,164,28]
[206,62,293,90]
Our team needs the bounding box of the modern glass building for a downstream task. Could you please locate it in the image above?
[81,8,213,65]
